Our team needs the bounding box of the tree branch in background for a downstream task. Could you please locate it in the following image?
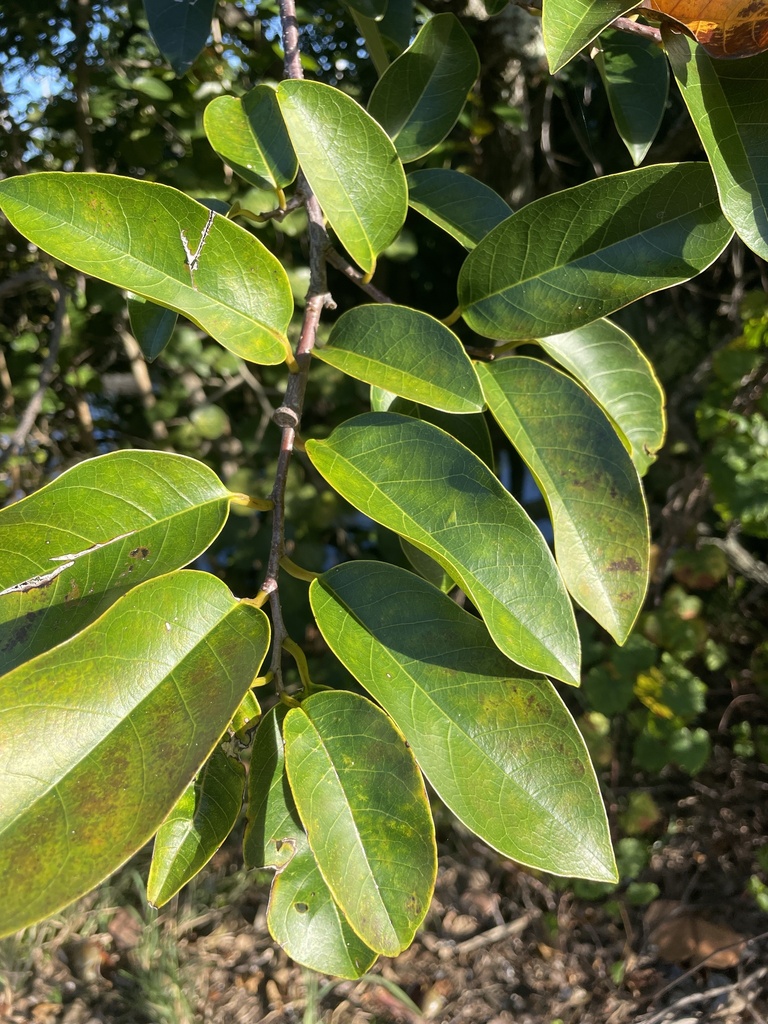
[0,269,68,466]
[118,324,169,443]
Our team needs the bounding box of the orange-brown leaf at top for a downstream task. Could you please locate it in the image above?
[642,0,768,57]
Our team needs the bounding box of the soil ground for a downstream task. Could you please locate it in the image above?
[2,739,767,1024]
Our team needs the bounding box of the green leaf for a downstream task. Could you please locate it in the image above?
[0,450,240,672]
[458,164,734,341]
[536,319,666,476]
[0,570,270,938]
[367,14,480,163]
[542,0,638,73]
[244,706,378,978]
[316,304,484,413]
[244,705,299,871]
[378,0,413,52]
[147,746,246,907]
[345,0,387,19]
[595,28,669,166]
[386,397,495,469]
[284,691,436,956]
[479,357,649,643]
[143,0,216,75]
[407,168,511,249]
[203,86,298,192]
[666,35,768,261]
[0,173,293,364]
[310,562,617,882]
[305,413,580,683]
[128,293,178,361]
[276,81,407,275]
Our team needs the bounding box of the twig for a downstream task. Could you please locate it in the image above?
[325,247,393,303]
[0,269,68,465]
[638,964,768,1024]
[445,910,540,955]
[118,325,169,443]
[641,930,768,1013]
[612,16,662,43]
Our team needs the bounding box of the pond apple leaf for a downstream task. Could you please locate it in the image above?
[283,690,436,956]
[0,570,270,938]
[310,561,617,881]
[0,173,293,364]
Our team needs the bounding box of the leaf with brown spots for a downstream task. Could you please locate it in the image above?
[643,0,768,58]
[310,561,618,883]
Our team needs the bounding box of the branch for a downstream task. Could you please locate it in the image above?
[259,0,335,692]
[325,248,394,304]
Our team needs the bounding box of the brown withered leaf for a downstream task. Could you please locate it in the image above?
[642,0,768,58]
[645,900,746,967]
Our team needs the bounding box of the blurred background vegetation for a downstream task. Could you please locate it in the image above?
[1,1,767,1018]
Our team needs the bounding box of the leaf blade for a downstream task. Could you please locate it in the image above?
[367,13,480,163]
[147,747,246,907]
[277,80,408,275]
[284,691,436,956]
[543,0,638,72]
[666,35,768,260]
[458,163,734,341]
[316,304,484,412]
[0,570,270,938]
[204,86,298,191]
[407,168,512,249]
[0,450,238,671]
[0,173,293,364]
[536,318,666,475]
[479,357,650,642]
[305,412,580,683]
[310,562,617,881]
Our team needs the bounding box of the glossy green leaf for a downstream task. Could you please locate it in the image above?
[245,705,378,978]
[595,28,669,166]
[316,304,484,413]
[479,357,649,643]
[379,0,412,52]
[400,537,453,592]
[306,413,580,683]
[667,34,768,261]
[407,168,511,249]
[230,689,262,740]
[284,691,436,956]
[0,173,293,364]
[542,0,638,73]
[0,450,241,672]
[368,14,480,163]
[310,561,617,881]
[203,86,298,192]
[536,319,666,476]
[276,81,407,275]
[143,0,216,75]
[128,293,177,361]
[0,570,270,938]
[458,164,734,342]
[385,397,495,469]
[244,705,298,871]
[147,746,246,907]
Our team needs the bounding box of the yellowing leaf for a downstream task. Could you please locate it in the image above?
[645,0,768,58]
